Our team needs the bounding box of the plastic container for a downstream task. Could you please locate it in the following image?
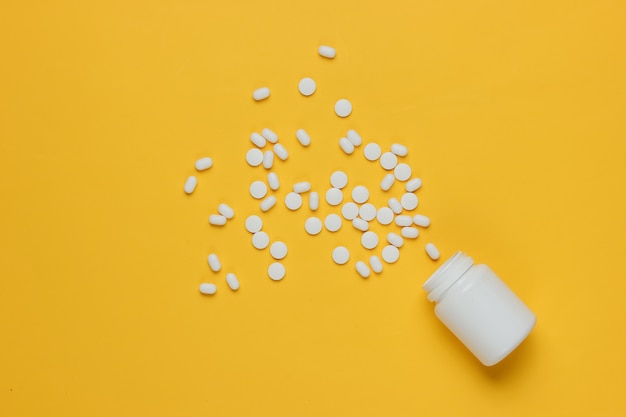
[423,252,536,366]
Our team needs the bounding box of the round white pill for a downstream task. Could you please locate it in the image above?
[359,203,377,222]
[270,241,288,260]
[218,203,235,219]
[199,283,217,295]
[262,150,274,169]
[325,188,343,206]
[413,214,431,227]
[330,171,349,189]
[293,181,311,193]
[252,231,270,249]
[361,231,379,250]
[268,262,286,281]
[245,215,263,233]
[207,253,221,272]
[209,214,227,226]
[298,77,316,96]
[226,273,240,291]
[391,143,408,157]
[376,207,394,225]
[388,198,403,214]
[250,132,266,148]
[296,129,311,147]
[267,172,280,191]
[394,163,412,181]
[246,148,264,167]
[369,255,383,274]
[339,137,355,154]
[273,143,289,161]
[332,246,350,265]
[253,87,270,101]
[395,215,413,227]
[334,99,352,118]
[380,173,395,191]
[285,192,303,210]
[346,129,362,146]
[406,178,423,192]
[309,191,319,211]
[340,202,358,220]
[261,128,278,143]
[260,195,277,212]
[351,185,369,204]
[305,217,323,235]
[355,261,371,278]
[401,193,418,211]
[324,214,342,232]
[364,143,382,161]
[425,243,441,260]
[387,232,404,248]
[382,245,400,263]
[195,157,213,171]
[352,217,369,232]
[250,181,268,199]
[380,152,398,170]
[401,227,419,239]
[318,45,336,59]
[184,176,197,194]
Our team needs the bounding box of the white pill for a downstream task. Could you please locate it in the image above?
[340,202,358,220]
[293,181,311,193]
[413,214,431,227]
[209,214,227,226]
[351,185,369,204]
[305,217,323,235]
[195,157,213,171]
[267,172,280,191]
[245,215,263,233]
[425,243,441,260]
[268,262,286,281]
[253,87,270,101]
[184,176,197,194]
[376,207,394,225]
[261,128,278,143]
[273,143,288,160]
[246,148,264,167]
[285,192,303,210]
[207,253,221,272]
[325,188,343,206]
[260,195,277,212]
[339,137,355,154]
[298,77,316,96]
[262,150,274,169]
[250,132,266,148]
[226,273,240,291]
[252,231,270,249]
[332,246,350,265]
[387,232,404,248]
[330,171,349,189]
[352,217,369,232]
[394,163,412,181]
[382,245,400,263]
[296,129,311,147]
[388,198,403,214]
[406,178,423,192]
[334,99,352,118]
[395,215,413,227]
[359,203,377,222]
[355,261,371,278]
[318,45,336,59]
[364,143,382,161]
[324,214,342,232]
[309,191,319,211]
[346,129,362,146]
[380,152,398,170]
[361,231,379,250]
[402,227,419,239]
[380,173,395,191]
[369,255,383,274]
[391,143,408,157]
[199,283,217,295]
[270,241,288,260]
[401,193,418,211]
[250,181,268,199]
[217,203,235,219]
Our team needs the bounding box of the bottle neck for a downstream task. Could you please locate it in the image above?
[423,252,474,302]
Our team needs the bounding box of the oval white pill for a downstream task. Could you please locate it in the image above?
[388,198,403,214]
[387,232,404,248]
[370,255,383,274]
[262,150,274,169]
[245,215,263,233]
[382,245,400,263]
[332,246,350,265]
[293,181,311,193]
[273,143,288,160]
[364,143,382,161]
[359,203,377,222]
[207,253,221,272]
[267,172,280,191]
[391,143,408,157]
[334,99,352,118]
[195,157,213,171]
[270,241,288,260]
[355,261,371,278]
[261,128,278,143]
[361,231,379,250]
[253,87,270,101]
[250,181,268,199]
[425,243,441,260]
[380,152,398,170]
[406,178,423,192]
[305,217,323,235]
[352,217,369,232]
[285,192,303,210]
[413,214,431,227]
[376,207,394,225]
[260,195,277,212]
[199,283,217,295]
[330,171,349,189]
[346,129,362,146]
[394,163,412,181]
[395,215,413,227]
[209,214,227,226]
[380,173,395,191]
[246,148,264,167]
[341,202,359,220]
[318,45,336,59]
[351,185,369,204]
[325,188,343,206]
[250,132,266,148]
[309,191,319,211]
[226,273,240,291]
[298,77,316,96]
[217,203,235,219]
[324,214,342,232]
[184,176,197,194]
[401,193,418,211]
[252,231,270,249]
[339,137,355,154]
[401,227,419,239]
[296,129,311,146]
[268,262,286,281]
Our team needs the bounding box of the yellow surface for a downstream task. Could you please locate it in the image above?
[1,0,625,415]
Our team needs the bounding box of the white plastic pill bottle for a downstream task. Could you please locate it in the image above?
[423,252,536,366]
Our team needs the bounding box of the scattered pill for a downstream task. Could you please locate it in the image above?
[425,243,440,260]
[261,128,278,143]
[226,273,240,291]
[332,246,350,265]
[250,132,266,148]
[380,173,395,191]
[376,207,394,225]
[382,245,400,263]
[218,203,235,219]
[394,163,412,181]
[335,99,352,118]
[355,261,371,278]
[406,178,423,192]
[395,215,413,227]
[245,215,263,233]
[364,143,382,161]
[296,129,311,147]
[270,241,288,260]
[273,143,288,160]
[380,152,398,170]
[387,232,404,248]
[208,253,221,272]
[359,203,377,222]
[401,193,418,211]
[352,217,369,232]
[253,87,270,101]
[391,143,408,157]
[209,214,227,226]
[325,188,343,206]
[339,137,355,154]
[252,231,270,249]
[246,148,264,167]
[184,176,197,194]
[361,231,379,250]
[293,181,311,193]
[305,217,323,235]
[340,202,359,220]
[199,283,217,295]
[263,150,274,169]
[413,214,431,227]
[250,181,268,199]
[309,191,319,211]
[298,77,316,96]
[401,227,419,239]
[369,255,383,274]
[260,195,277,212]
[318,45,336,59]
[324,214,342,232]
[388,198,403,214]
[195,157,213,171]
[346,129,362,146]
[351,185,369,204]
[267,172,280,191]
[285,192,303,210]
[330,171,349,189]
[268,262,286,281]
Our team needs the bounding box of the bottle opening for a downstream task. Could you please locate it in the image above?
[423,251,474,302]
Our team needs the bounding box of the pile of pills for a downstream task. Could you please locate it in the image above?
[185,45,441,296]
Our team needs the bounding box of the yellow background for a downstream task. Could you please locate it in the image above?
[1,0,625,415]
